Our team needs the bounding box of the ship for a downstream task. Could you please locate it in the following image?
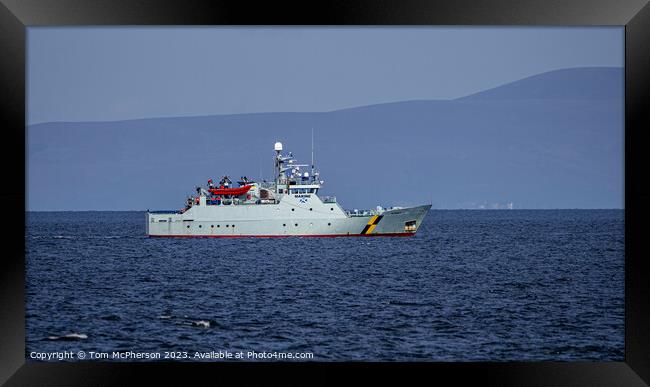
[146,142,431,237]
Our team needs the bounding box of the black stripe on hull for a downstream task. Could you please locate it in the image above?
[359,215,384,235]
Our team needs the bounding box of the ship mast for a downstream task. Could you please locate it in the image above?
[311,128,315,183]
[274,141,283,189]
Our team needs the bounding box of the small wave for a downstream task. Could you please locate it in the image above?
[387,300,431,306]
[45,333,88,341]
[177,319,217,328]
[270,334,291,340]
[157,314,218,328]
[101,314,121,321]
[46,235,131,240]
[183,317,218,328]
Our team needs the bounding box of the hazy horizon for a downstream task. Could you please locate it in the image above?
[27,27,624,211]
[26,209,625,212]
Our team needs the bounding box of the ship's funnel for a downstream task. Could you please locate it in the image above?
[274,142,283,151]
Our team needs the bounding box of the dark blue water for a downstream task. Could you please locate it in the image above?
[26,210,624,361]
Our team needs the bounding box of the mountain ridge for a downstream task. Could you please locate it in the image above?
[27,66,623,210]
[29,67,622,127]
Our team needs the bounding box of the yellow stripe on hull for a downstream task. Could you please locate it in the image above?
[363,215,381,234]
[365,224,378,234]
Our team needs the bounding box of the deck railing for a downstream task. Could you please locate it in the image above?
[346,209,379,217]
[322,196,337,203]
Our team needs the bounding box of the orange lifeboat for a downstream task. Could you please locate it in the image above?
[208,185,253,196]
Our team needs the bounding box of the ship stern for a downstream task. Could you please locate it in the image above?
[145,211,151,235]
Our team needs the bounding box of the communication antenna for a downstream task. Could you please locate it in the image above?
[311,128,315,180]
[274,141,283,185]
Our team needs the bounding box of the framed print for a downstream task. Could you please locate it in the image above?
[1,0,649,385]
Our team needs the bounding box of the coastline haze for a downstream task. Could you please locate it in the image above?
[26,28,624,211]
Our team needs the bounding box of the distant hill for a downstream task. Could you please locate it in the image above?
[458,67,623,101]
[27,67,623,210]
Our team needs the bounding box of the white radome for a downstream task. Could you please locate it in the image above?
[274,142,283,151]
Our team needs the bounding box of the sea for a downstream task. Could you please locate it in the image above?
[25,210,624,361]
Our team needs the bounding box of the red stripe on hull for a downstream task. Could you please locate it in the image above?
[148,232,415,238]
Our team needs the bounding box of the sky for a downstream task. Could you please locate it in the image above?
[26,27,624,210]
[27,27,623,125]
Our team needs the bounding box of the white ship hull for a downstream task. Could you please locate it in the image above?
[146,194,430,237]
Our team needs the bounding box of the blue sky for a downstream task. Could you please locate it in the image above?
[27,27,623,125]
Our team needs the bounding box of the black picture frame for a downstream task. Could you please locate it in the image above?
[1,0,648,385]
